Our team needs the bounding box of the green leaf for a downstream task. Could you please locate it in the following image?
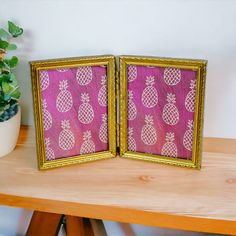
[0,39,9,49]
[5,56,19,68]
[0,73,11,83]
[2,81,11,94]
[10,74,18,86]
[0,61,10,70]
[7,43,17,50]
[10,88,21,100]
[8,21,23,38]
[3,94,11,101]
[0,28,10,39]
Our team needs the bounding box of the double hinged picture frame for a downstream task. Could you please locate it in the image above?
[30,55,207,170]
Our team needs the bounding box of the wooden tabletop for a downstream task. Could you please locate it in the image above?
[0,126,236,235]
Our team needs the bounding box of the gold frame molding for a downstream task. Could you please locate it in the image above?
[30,55,116,170]
[119,55,207,169]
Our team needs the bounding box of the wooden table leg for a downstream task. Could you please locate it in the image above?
[26,211,62,236]
[66,216,95,236]
[66,215,84,236]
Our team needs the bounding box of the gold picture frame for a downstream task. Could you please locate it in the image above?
[119,55,207,169]
[30,55,116,170]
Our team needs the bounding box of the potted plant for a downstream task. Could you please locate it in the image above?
[0,21,23,157]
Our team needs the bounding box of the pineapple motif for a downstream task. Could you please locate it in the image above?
[58,120,75,150]
[99,113,108,143]
[45,138,55,160]
[98,75,108,107]
[42,99,52,131]
[161,132,177,157]
[185,80,196,112]
[183,120,194,151]
[128,91,137,121]
[80,131,96,155]
[56,80,73,113]
[128,65,137,82]
[40,70,49,91]
[76,66,93,85]
[164,68,181,86]
[142,76,158,108]
[141,115,157,145]
[56,68,69,72]
[162,93,179,125]
[128,127,136,152]
[78,93,94,124]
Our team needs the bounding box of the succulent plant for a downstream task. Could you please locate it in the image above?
[0,21,23,122]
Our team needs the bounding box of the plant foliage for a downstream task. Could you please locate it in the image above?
[0,21,23,122]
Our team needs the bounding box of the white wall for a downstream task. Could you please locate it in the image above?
[0,0,236,235]
[1,0,236,138]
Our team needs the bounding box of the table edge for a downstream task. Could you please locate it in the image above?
[0,193,235,235]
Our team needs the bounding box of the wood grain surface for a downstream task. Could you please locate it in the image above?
[0,126,236,235]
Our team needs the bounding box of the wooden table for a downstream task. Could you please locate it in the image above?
[0,126,236,235]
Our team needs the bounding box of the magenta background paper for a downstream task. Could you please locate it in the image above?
[40,66,108,161]
[127,65,197,160]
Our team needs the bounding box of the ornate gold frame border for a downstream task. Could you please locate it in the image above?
[119,55,207,169]
[30,55,116,170]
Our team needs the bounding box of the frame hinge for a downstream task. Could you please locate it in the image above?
[116,123,120,153]
[116,70,120,152]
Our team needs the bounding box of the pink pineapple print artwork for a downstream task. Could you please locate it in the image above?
[128,127,136,152]
[99,113,108,143]
[98,75,108,107]
[163,67,181,86]
[76,66,93,85]
[161,132,177,157]
[45,137,55,160]
[78,93,94,124]
[128,90,137,121]
[142,76,158,108]
[141,115,157,145]
[80,131,96,155]
[56,80,73,113]
[42,99,52,131]
[183,120,194,151]
[128,65,137,82]
[162,93,179,125]
[185,80,196,112]
[40,70,49,91]
[58,120,75,151]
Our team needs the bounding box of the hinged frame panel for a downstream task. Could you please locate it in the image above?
[119,55,207,169]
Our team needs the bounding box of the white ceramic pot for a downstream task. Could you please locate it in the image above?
[0,107,21,158]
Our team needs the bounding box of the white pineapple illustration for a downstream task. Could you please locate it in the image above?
[78,93,94,124]
[58,120,75,150]
[185,80,196,112]
[56,68,69,72]
[76,66,93,85]
[98,75,108,107]
[128,90,137,121]
[128,127,136,152]
[56,80,73,113]
[40,70,49,91]
[42,99,52,131]
[80,131,96,155]
[99,113,108,143]
[141,76,158,108]
[162,93,179,125]
[161,132,177,157]
[45,138,55,160]
[183,120,194,151]
[164,67,181,86]
[128,65,137,82]
[141,115,157,145]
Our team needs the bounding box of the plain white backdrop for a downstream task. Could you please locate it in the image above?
[0,0,236,235]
